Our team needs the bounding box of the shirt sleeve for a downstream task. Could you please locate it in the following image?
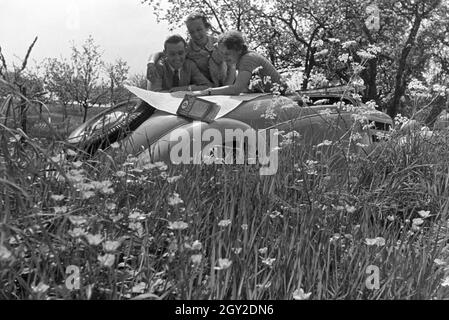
[237,54,259,74]
[147,63,164,92]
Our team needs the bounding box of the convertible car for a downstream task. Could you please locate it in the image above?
[67,85,393,167]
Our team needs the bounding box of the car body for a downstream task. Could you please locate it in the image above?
[67,86,393,166]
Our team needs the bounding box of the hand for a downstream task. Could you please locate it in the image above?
[146,62,158,80]
[190,90,206,96]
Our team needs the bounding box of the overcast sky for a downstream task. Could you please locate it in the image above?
[0,0,183,76]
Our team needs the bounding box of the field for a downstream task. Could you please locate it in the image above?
[2,102,449,300]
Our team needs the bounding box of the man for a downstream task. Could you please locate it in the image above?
[147,34,212,92]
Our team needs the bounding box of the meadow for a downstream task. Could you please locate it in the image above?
[1,98,449,300]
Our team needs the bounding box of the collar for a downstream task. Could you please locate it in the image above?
[189,35,215,52]
[166,61,181,73]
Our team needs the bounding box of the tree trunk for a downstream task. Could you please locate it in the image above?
[388,16,423,118]
[361,58,379,104]
[83,104,88,123]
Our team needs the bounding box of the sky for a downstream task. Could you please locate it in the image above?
[0,0,183,76]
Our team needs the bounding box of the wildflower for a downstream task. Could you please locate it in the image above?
[269,210,283,219]
[357,50,376,60]
[316,140,333,148]
[85,233,103,246]
[293,288,312,300]
[258,247,268,255]
[68,228,87,238]
[387,215,395,222]
[110,142,120,149]
[115,171,126,177]
[418,210,431,219]
[338,53,349,63]
[232,247,242,255]
[214,258,232,270]
[98,254,115,268]
[256,281,272,289]
[345,205,356,214]
[50,194,65,201]
[365,237,386,247]
[31,282,50,294]
[0,245,12,261]
[105,201,117,211]
[441,276,449,287]
[81,191,95,199]
[167,192,183,206]
[241,224,248,230]
[412,218,424,226]
[103,240,122,252]
[218,219,232,227]
[71,161,83,168]
[68,215,87,226]
[167,175,182,183]
[131,282,147,293]
[192,240,202,251]
[54,206,68,214]
[129,210,146,221]
[342,40,356,49]
[129,222,144,237]
[167,221,188,230]
[66,149,77,157]
[330,233,341,243]
[434,258,446,266]
[261,257,276,267]
[191,254,202,265]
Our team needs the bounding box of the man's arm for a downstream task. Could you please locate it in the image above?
[146,51,164,81]
[147,64,164,92]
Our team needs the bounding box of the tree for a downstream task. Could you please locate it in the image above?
[70,36,108,122]
[105,58,129,105]
[43,57,74,120]
[143,0,449,117]
[0,36,45,133]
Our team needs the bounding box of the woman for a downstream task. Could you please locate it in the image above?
[147,12,228,87]
[190,30,283,96]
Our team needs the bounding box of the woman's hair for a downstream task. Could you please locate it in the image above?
[184,12,212,29]
[217,30,248,55]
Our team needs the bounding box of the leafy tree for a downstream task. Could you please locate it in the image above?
[70,36,108,122]
[105,58,130,105]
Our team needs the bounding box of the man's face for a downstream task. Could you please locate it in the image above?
[164,41,186,70]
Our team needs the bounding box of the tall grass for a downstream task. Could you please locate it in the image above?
[1,113,449,300]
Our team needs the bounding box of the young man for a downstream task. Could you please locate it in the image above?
[147,34,212,92]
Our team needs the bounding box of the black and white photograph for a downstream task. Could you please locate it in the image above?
[1,0,449,308]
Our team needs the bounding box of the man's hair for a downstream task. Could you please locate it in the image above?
[217,30,248,54]
[184,12,211,29]
[164,34,187,50]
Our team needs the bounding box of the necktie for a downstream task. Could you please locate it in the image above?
[173,69,179,87]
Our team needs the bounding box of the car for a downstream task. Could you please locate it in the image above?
[67,85,393,169]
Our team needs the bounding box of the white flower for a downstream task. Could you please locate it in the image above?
[232,247,242,255]
[68,228,87,238]
[0,245,12,261]
[110,142,120,149]
[218,219,232,227]
[68,215,87,226]
[85,234,103,246]
[98,254,115,268]
[418,210,431,219]
[51,194,65,201]
[31,282,50,294]
[316,140,333,148]
[191,254,202,265]
[261,257,276,267]
[103,240,121,252]
[214,258,232,270]
[167,192,183,206]
[167,221,188,230]
[365,237,386,247]
[293,288,312,300]
[258,247,268,254]
[345,205,356,214]
[167,175,182,183]
[131,282,147,293]
[192,240,202,250]
[241,224,248,230]
[412,218,424,226]
[441,276,449,287]
[54,206,67,214]
[434,258,446,266]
